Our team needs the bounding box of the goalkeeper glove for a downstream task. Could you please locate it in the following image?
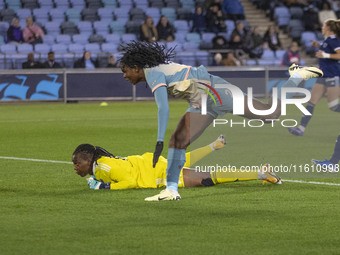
[87,176,110,190]
[153,141,163,168]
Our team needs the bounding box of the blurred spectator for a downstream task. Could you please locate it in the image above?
[303,4,321,31]
[318,2,337,25]
[74,51,98,69]
[107,55,117,67]
[245,26,264,59]
[212,34,228,49]
[282,41,300,66]
[6,18,23,45]
[22,53,42,69]
[204,0,222,10]
[230,21,246,43]
[229,34,243,50]
[263,25,281,51]
[211,53,224,66]
[156,16,175,42]
[222,0,245,20]
[42,51,62,68]
[223,51,242,66]
[22,16,44,45]
[191,6,207,33]
[140,16,158,43]
[206,3,226,33]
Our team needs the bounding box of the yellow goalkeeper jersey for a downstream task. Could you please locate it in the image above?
[93,153,189,190]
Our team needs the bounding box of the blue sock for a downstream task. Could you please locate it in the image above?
[300,102,315,128]
[330,104,340,112]
[166,148,186,192]
[330,135,340,164]
[278,77,302,100]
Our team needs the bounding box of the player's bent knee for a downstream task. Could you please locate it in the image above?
[329,99,340,112]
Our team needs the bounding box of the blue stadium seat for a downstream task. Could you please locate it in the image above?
[56,34,72,45]
[182,41,199,50]
[118,0,133,7]
[44,21,61,36]
[0,35,5,45]
[165,0,180,8]
[16,8,32,19]
[17,43,33,53]
[173,20,189,33]
[34,43,51,54]
[52,43,68,53]
[33,8,50,24]
[88,34,106,44]
[6,0,21,11]
[81,8,99,22]
[113,7,130,20]
[149,0,165,8]
[38,0,54,9]
[161,7,176,23]
[201,32,215,43]
[135,0,148,10]
[60,21,78,35]
[166,41,182,51]
[93,21,110,34]
[145,8,161,21]
[1,44,17,54]
[261,49,275,59]
[186,33,201,43]
[72,34,89,44]
[97,8,113,21]
[22,0,39,10]
[0,21,9,39]
[101,42,118,53]
[43,35,55,45]
[70,0,86,9]
[301,31,317,53]
[174,32,186,43]
[274,6,291,27]
[176,51,196,66]
[195,51,209,66]
[288,19,304,40]
[275,49,286,60]
[65,8,82,24]
[126,20,144,34]
[102,0,118,8]
[121,33,137,43]
[49,9,65,23]
[85,43,101,54]
[179,0,195,10]
[109,21,125,34]
[176,8,192,20]
[289,7,303,19]
[54,0,70,10]
[68,43,85,57]
[0,9,16,23]
[77,21,93,36]
[104,34,121,44]
[86,0,103,9]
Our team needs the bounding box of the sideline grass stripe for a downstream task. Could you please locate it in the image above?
[0,156,72,164]
[283,179,340,186]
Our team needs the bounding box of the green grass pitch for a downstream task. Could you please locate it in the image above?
[0,99,339,255]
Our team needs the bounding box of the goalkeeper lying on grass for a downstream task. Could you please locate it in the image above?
[72,135,281,190]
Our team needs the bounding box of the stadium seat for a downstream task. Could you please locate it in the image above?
[81,8,99,22]
[77,21,93,35]
[195,51,209,66]
[173,20,190,33]
[182,41,199,50]
[129,8,146,22]
[54,0,70,10]
[16,9,32,20]
[301,31,317,53]
[70,0,86,9]
[176,8,192,20]
[121,33,137,43]
[88,34,106,44]
[118,0,133,7]
[261,49,275,59]
[126,20,143,34]
[17,43,33,53]
[161,8,177,23]
[68,43,85,57]
[49,9,65,23]
[165,0,180,8]
[289,7,303,19]
[149,0,165,8]
[22,0,39,10]
[274,6,291,27]
[109,21,125,34]
[38,0,54,9]
[56,34,72,45]
[93,21,110,34]
[72,34,89,44]
[44,21,61,36]
[33,8,50,24]
[97,8,114,21]
[145,8,161,21]
[51,43,68,53]
[0,44,17,54]
[34,43,51,54]
[174,32,186,43]
[6,0,21,11]
[179,0,195,10]
[201,32,215,43]
[113,7,131,20]
[0,35,5,45]
[275,49,286,60]
[186,33,201,43]
[0,21,9,39]
[101,42,118,53]
[96,52,110,67]
[102,0,117,8]
[288,19,304,40]
[104,34,121,44]
[0,9,16,23]
[85,43,101,53]
[166,41,182,51]
[60,21,78,35]
[176,51,196,66]
[65,8,82,24]
[134,0,148,10]
[86,0,103,9]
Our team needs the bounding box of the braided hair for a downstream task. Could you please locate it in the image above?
[73,144,115,167]
[119,41,175,69]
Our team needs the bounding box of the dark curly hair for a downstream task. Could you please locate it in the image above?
[119,41,175,69]
[73,144,115,169]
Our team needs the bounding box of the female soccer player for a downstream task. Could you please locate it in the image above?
[288,19,340,136]
[119,41,321,201]
[312,134,340,172]
[72,135,282,190]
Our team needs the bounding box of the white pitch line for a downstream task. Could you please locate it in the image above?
[0,156,72,164]
[282,179,340,186]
